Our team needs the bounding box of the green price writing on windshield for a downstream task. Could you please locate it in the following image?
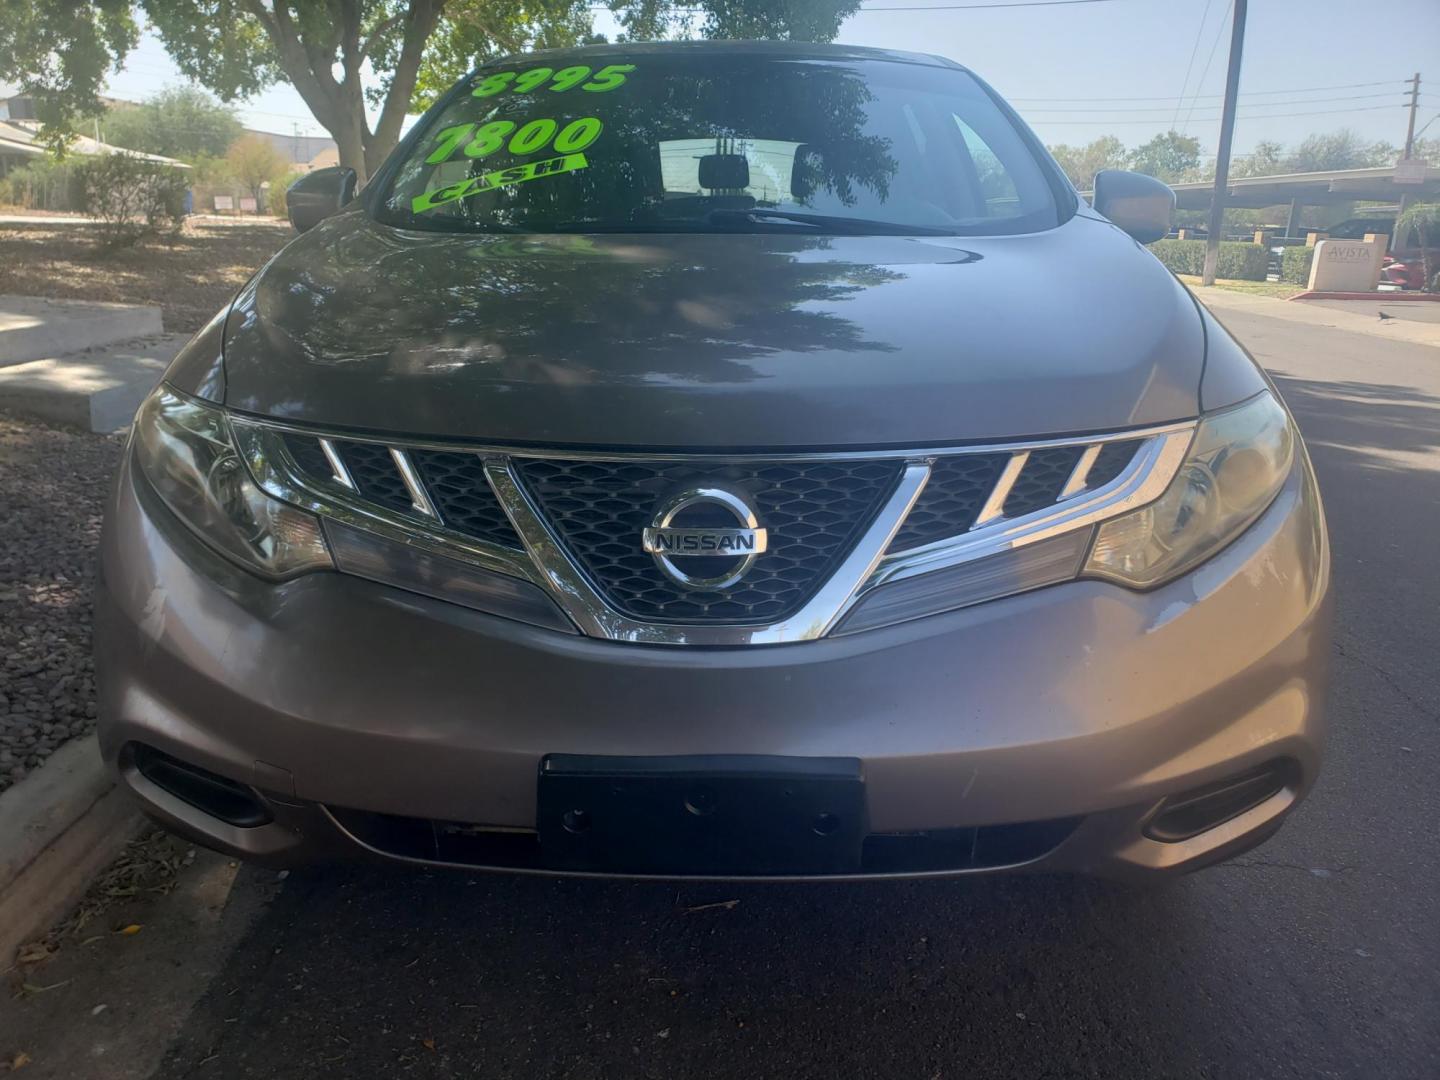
[425,117,603,165]
[412,153,591,214]
[471,64,635,97]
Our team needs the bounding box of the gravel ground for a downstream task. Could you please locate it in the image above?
[0,411,121,792]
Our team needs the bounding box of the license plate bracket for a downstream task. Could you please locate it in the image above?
[537,754,866,875]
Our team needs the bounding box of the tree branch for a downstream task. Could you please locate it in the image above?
[365,0,445,171]
[359,11,407,63]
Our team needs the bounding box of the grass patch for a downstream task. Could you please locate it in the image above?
[0,219,294,333]
[1176,274,1303,299]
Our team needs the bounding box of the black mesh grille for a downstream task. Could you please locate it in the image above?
[1004,446,1086,518]
[889,453,1009,551]
[1086,439,1142,489]
[282,434,333,481]
[515,458,902,623]
[410,451,522,549]
[335,442,414,514]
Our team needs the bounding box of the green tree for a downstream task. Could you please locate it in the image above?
[1126,130,1201,183]
[2,1,861,186]
[102,85,243,161]
[1393,201,1440,290]
[225,131,287,205]
[0,1,138,149]
[1231,139,1284,179]
[1045,135,1127,190]
[1285,128,1394,172]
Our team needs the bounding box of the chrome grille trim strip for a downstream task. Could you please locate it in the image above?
[231,422,538,584]
[226,411,1195,462]
[389,447,439,520]
[229,414,1197,645]
[974,451,1029,527]
[486,458,931,645]
[318,438,355,490]
[857,427,1194,594]
[1059,443,1102,499]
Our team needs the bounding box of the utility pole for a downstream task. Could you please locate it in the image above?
[1202,0,1248,287]
[1402,72,1421,158]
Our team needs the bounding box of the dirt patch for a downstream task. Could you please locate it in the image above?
[0,220,293,333]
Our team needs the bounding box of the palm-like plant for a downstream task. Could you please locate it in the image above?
[1394,200,1440,291]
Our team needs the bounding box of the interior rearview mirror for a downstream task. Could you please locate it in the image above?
[698,154,750,191]
[1092,170,1175,245]
[287,167,359,233]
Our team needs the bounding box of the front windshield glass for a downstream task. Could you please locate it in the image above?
[380,52,1064,236]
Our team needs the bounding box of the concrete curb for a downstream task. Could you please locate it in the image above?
[0,736,144,964]
[1290,290,1440,302]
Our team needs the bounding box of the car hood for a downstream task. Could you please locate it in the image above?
[222,210,1204,448]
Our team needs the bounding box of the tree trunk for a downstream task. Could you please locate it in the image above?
[243,0,446,189]
[332,110,370,188]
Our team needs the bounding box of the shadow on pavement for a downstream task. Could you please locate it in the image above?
[152,865,1273,1079]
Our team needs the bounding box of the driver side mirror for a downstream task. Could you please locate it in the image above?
[1092,170,1174,245]
[287,166,358,233]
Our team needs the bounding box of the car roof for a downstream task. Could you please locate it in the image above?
[480,38,966,75]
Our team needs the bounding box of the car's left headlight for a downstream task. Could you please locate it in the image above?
[1084,390,1295,589]
[133,385,332,579]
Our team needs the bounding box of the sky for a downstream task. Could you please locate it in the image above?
[95,0,1439,159]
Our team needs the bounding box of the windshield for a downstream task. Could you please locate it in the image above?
[379,52,1064,236]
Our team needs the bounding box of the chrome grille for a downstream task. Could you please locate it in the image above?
[335,442,413,514]
[1086,439,1143,489]
[1003,446,1086,518]
[889,452,1008,550]
[514,458,903,623]
[236,417,1194,645]
[410,450,521,549]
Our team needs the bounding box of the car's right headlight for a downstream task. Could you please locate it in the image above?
[1084,390,1295,589]
[133,384,333,579]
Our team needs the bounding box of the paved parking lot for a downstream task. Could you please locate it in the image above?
[3,299,1437,1079]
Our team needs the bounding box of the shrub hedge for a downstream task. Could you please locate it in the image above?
[1280,247,1315,285]
[74,154,188,250]
[1146,239,1270,280]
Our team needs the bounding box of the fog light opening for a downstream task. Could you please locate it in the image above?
[132,744,272,828]
[1144,760,1296,843]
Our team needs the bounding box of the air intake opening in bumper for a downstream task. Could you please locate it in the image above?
[130,744,273,828]
[327,805,1080,875]
[1144,760,1296,843]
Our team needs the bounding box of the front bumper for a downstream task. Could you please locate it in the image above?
[95,448,1332,881]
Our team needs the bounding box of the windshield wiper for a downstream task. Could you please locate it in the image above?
[704,209,960,236]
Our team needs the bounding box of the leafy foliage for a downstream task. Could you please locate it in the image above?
[225,133,289,202]
[264,170,308,220]
[1286,129,1396,173]
[101,85,244,162]
[1126,131,1202,183]
[0,0,139,150]
[1394,201,1440,291]
[73,153,189,249]
[1046,135,1127,190]
[1147,239,1269,281]
[1230,139,1285,179]
[5,1,863,186]
[1279,246,1314,285]
[1,157,80,211]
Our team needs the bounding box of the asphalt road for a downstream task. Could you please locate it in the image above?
[12,303,1440,1080]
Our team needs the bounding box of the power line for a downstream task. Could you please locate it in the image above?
[848,0,1120,9]
[1171,0,1214,129]
[1025,92,1405,113]
[1031,103,1403,125]
[1180,0,1234,134]
[1011,80,1404,103]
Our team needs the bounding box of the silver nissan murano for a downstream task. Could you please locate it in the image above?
[96,41,1331,881]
